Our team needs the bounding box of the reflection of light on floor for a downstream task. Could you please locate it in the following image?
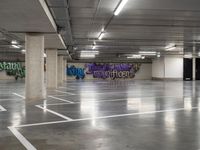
[164,112,176,133]
[11,104,26,126]
[184,97,192,111]
[80,90,97,127]
[43,100,47,113]
[127,98,156,112]
[127,98,141,111]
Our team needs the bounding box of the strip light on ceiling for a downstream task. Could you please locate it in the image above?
[127,55,146,59]
[139,51,157,55]
[11,40,18,44]
[80,53,96,58]
[81,50,99,55]
[127,54,142,59]
[184,54,193,58]
[98,32,105,40]
[92,44,96,49]
[165,44,176,51]
[11,45,20,49]
[114,0,129,16]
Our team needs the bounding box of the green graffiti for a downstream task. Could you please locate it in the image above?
[0,62,25,78]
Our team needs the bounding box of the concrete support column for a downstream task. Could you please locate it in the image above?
[46,49,57,89]
[57,56,64,86]
[193,45,196,80]
[25,33,46,101]
[193,58,196,81]
[63,59,67,81]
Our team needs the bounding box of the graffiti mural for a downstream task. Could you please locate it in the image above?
[67,65,85,79]
[0,62,25,79]
[85,63,141,79]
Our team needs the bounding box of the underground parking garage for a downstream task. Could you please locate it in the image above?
[1,0,200,150]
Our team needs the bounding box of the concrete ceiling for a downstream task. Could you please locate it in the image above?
[1,0,200,61]
[63,0,200,60]
[0,0,66,51]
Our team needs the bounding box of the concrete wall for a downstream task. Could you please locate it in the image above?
[67,63,152,80]
[152,57,165,78]
[164,57,183,79]
[152,56,183,80]
[0,71,15,80]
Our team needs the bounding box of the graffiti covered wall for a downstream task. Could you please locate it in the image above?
[0,62,25,80]
[85,63,141,79]
[67,63,152,80]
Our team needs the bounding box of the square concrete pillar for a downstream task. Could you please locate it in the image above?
[63,59,67,81]
[57,56,64,86]
[25,33,46,101]
[46,49,58,89]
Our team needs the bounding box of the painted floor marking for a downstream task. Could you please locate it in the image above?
[58,87,75,90]
[0,105,7,111]
[48,96,74,104]
[42,98,127,106]
[8,127,37,150]
[35,105,73,121]
[12,93,25,99]
[55,90,76,95]
[15,106,199,128]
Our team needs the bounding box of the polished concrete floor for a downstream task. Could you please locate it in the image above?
[1,80,200,150]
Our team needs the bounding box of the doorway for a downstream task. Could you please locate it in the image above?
[196,58,200,80]
[184,58,193,81]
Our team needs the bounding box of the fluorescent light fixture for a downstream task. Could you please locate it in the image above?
[81,50,99,54]
[141,56,145,59]
[127,54,142,59]
[11,45,20,49]
[43,53,47,58]
[92,45,96,49]
[21,49,26,54]
[165,44,176,51]
[114,0,129,16]
[157,52,161,58]
[80,53,96,58]
[184,54,192,58]
[11,40,18,44]
[139,51,157,55]
[98,32,105,40]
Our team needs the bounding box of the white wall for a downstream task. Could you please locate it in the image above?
[152,56,183,79]
[164,57,183,79]
[135,63,152,80]
[152,57,165,78]
[67,63,152,80]
[0,71,15,80]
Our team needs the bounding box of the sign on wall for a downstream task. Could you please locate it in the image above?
[67,63,141,80]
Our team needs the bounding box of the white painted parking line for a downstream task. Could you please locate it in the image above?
[0,99,21,101]
[48,96,74,104]
[12,93,25,99]
[55,90,76,95]
[42,98,127,106]
[58,87,75,90]
[15,106,199,128]
[0,105,7,111]
[8,127,36,150]
[35,105,73,121]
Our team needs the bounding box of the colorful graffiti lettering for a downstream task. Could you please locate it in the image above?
[67,65,85,79]
[0,62,25,78]
[85,63,141,79]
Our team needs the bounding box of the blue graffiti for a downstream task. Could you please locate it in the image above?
[67,65,85,79]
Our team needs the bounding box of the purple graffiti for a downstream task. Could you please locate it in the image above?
[85,63,140,79]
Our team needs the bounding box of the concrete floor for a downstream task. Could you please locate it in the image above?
[0,80,200,150]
